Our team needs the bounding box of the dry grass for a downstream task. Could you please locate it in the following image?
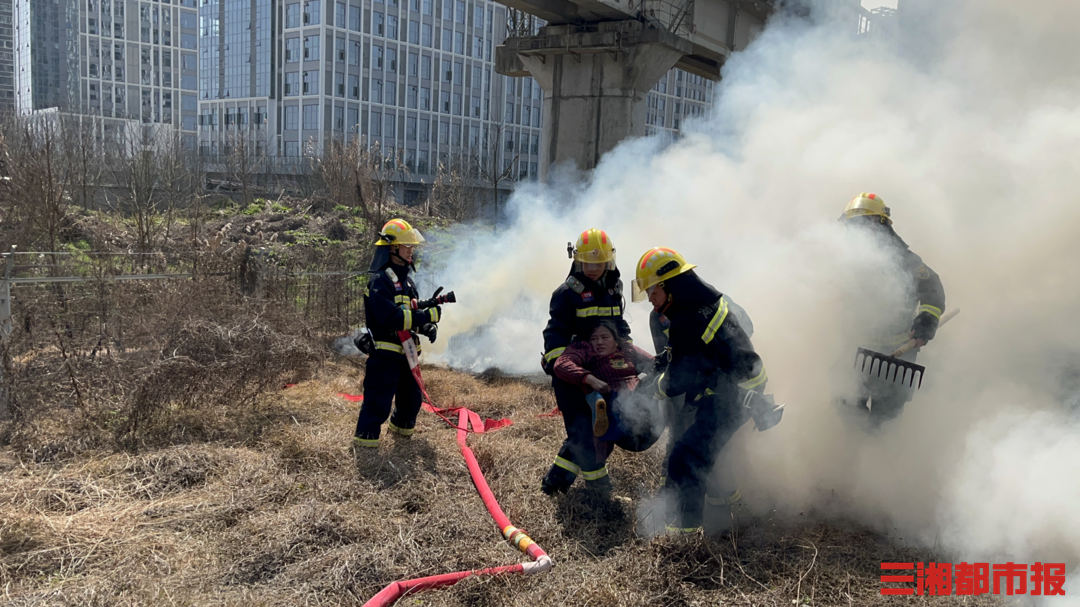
[0,363,1003,606]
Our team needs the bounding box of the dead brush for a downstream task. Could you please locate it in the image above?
[115,306,327,450]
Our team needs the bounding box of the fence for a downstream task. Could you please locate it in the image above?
[0,246,368,416]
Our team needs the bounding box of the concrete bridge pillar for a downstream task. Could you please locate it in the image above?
[497,21,691,180]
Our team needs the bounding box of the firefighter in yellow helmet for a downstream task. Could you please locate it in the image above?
[834,193,946,430]
[633,247,781,535]
[539,228,632,496]
[353,219,442,448]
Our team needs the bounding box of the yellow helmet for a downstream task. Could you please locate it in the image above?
[838,192,892,224]
[375,218,425,246]
[570,228,616,265]
[631,247,697,302]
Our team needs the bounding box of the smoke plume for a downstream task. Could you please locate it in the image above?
[418,0,1080,594]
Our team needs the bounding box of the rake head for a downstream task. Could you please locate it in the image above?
[855,347,927,389]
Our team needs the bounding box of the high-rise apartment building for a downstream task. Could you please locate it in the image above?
[645,68,715,140]
[0,0,14,113]
[198,0,544,193]
[13,0,199,145]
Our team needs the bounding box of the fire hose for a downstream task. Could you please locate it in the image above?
[359,332,552,606]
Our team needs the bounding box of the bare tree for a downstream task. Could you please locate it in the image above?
[61,114,108,211]
[221,128,269,206]
[475,122,519,231]
[110,128,176,252]
[157,132,205,243]
[0,113,74,253]
[318,139,409,245]
[430,151,479,221]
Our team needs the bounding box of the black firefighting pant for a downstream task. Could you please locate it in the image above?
[354,350,424,442]
[542,376,611,491]
[664,391,750,514]
[834,347,919,432]
[664,380,744,529]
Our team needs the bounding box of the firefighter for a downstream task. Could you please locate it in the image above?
[633,247,772,534]
[540,228,632,495]
[649,292,763,533]
[834,193,946,430]
[353,219,442,448]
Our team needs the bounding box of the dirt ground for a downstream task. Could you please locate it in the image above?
[0,364,1004,606]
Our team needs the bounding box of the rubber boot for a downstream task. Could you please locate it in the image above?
[586,391,610,437]
[541,465,574,496]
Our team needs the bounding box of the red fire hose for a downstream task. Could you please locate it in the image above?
[360,407,552,606]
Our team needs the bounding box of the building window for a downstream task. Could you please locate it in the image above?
[384,113,395,138]
[303,104,319,129]
[406,85,417,108]
[453,31,464,55]
[371,111,382,136]
[422,0,432,15]
[438,121,448,145]
[406,116,416,139]
[372,79,383,103]
[386,15,398,40]
[349,74,359,99]
[286,37,300,62]
[421,55,431,79]
[349,4,361,30]
[286,3,301,27]
[385,82,396,105]
[303,0,321,24]
[334,105,344,130]
[336,37,345,62]
[335,2,345,26]
[441,28,451,52]
[303,70,319,94]
[285,105,299,129]
[421,23,432,47]
[419,118,429,142]
[285,141,299,156]
[452,92,461,115]
[408,20,419,44]
[304,35,320,61]
[420,87,430,110]
[372,45,383,69]
[350,41,361,65]
[440,91,449,113]
[285,72,299,95]
[336,72,345,96]
[453,61,462,84]
[348,107,359,134]
[373,12,383,36]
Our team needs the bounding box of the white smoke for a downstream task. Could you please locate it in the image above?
[417,0,1080,596]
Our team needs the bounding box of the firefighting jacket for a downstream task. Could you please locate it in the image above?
[542,268,631,372]
[873,230,947,348]
[364,262,439,355]
[655,271,766,400]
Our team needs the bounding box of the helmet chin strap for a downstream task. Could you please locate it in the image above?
[390,246,416,271]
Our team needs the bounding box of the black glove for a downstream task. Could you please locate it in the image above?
[654,347,671,373]
[418,323,438,344]
[427,304,443,324]
[354,329,375,355]
[743,390,784,432]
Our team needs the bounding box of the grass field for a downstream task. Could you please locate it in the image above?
[0,363,1002,606]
